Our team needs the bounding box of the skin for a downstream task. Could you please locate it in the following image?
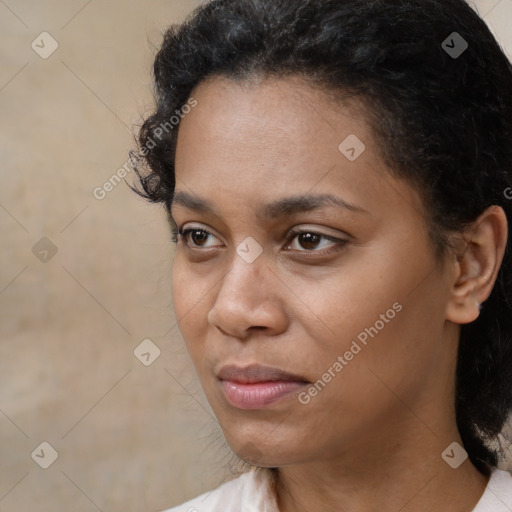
[170,74,508,512]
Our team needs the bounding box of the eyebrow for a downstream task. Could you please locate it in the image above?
[170,190,368,220]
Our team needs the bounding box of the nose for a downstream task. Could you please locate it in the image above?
[207,253,289,340]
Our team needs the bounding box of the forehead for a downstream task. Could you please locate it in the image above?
[180,74,367,138]
[172,74,426,225]
[175,75,370,181]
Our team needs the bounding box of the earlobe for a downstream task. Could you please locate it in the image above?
[445,206,508,325]
[446,291,481,325]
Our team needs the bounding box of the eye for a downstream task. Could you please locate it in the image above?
[172,226,347,255]
[285,229,346,254]
[172,227,220,248]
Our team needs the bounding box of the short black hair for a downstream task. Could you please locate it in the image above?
[132,0,512,475]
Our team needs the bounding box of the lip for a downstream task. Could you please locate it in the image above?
[217,364,310,410]
[217,363,308,383]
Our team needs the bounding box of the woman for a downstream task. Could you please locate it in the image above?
[132,0,512,510]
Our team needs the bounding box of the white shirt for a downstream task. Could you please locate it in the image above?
[163,466,512,512]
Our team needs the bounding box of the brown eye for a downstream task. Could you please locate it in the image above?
[178,228,220,248]
[297,232,322,250]
[287,230,344,254]
[189,230,210,246]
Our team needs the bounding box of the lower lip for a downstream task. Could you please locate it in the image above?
[220,379,308,409]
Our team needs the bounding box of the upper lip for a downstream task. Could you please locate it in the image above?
[217,364,309,383]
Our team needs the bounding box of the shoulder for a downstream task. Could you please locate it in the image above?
[473,469,512,512]
[160,466,278,512]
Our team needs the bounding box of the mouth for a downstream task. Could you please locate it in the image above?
[217,363,310,410]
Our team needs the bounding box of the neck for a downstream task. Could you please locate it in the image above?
[274,417,489,512]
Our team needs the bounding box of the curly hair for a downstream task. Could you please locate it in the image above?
[132,0,512,474]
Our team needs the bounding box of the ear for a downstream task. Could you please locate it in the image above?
[446,206,508,324]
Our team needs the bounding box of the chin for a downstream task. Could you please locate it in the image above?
[224,435,300,468]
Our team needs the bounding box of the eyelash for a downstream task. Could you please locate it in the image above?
[171,227,347,255]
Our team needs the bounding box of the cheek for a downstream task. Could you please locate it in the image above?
[302,272,447,418]
[171,256,210,355]
[296,241,446,387]
[288,255,405,356]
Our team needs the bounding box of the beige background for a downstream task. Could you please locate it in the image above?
[0,1,511,511]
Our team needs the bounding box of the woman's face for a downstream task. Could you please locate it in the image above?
[170,75,458,467]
